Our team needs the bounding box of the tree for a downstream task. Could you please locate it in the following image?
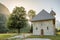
[7,6,28,33]
[28,10,36,20]
[30,24,33,33]
[28,10,36,33]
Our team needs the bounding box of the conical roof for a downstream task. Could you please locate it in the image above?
[31,9,55,21]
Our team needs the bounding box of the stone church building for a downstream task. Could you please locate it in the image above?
[31,9,56,35]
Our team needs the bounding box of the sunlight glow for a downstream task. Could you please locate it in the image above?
[0,0,60,21]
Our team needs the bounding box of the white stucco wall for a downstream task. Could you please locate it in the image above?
[32,20,55,35]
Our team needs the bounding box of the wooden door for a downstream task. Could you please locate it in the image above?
[41,29,44,35]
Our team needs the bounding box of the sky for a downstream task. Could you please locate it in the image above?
[0,0,60,21]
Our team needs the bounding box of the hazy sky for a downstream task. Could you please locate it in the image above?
[0,0,60,21]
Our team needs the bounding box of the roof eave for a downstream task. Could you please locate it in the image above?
[31,18,55,22]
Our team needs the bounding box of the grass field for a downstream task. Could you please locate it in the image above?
[0,33,17,40]
[27,32,60,40]
[27,35,60,40]
[56,32,60,34]
[0,32,60,40]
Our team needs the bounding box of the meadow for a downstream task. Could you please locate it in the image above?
[0,33,17,40]
[0,32,60,40]
[27,32,60,40]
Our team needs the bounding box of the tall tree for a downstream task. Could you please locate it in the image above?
[28,10,36,20]
[7,6,28,33]
[28,10,36,33]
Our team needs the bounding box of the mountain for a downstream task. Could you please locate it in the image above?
[56,20,60,29]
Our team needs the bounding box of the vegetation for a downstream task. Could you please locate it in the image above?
[27,32,60,40]
[0,33,16,40]
[20,25,31,33]
[28,10,36,33]
[30,24,33,33]
[7,6,28,33]
[27,35,60,40]
[28,10,36,20]
[56,28,60,32]
[0,5,60,40]
[56,32,60,35]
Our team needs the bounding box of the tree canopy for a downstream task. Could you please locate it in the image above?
[28,10,36,20]
[7,6,28,33]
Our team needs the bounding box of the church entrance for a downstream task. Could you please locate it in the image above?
[41,29,44,35]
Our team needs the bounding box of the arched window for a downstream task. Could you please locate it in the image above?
[41,23,43,26]
[47,27,49,30]
[36,27,38,30]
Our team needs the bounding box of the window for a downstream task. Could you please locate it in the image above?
[47,27,49,30]
[41,22,44,26]
[36,27,38,30]
[41,23,43,26]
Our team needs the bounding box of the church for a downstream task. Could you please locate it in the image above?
[31,9,56,35]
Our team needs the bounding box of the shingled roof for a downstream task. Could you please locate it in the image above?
[31,9,55,21]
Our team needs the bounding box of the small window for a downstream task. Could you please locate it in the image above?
[47,27,49,30]
[41,23,43,26]
[36,27,38,30]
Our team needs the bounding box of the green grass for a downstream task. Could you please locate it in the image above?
[0,33,17,40]
[0,32,60,40]
[27,35,60,40]
[27,32,60,40]
[56,32,60,34]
